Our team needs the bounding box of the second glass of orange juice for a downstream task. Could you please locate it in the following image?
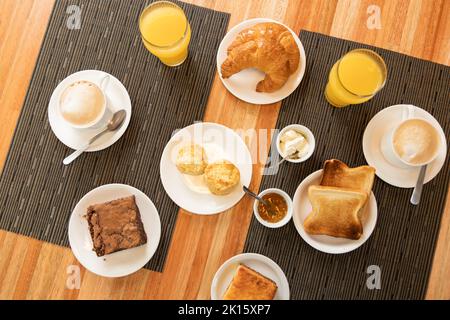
[139,1,191,67]
[325,49,387,107]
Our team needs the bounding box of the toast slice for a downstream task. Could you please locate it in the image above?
[304,185,368,240]
[320,159,375,196]
[223,264,278,300]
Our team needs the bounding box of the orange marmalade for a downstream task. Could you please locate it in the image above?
[257,193,288,223]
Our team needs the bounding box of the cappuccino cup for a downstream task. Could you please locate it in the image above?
[381,105,442,168]
[58,75,110,129]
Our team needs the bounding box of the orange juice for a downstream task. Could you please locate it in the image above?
[139,1,191,66]
[325,49,387,107]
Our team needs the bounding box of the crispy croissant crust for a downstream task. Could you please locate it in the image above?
[221,22,300,93]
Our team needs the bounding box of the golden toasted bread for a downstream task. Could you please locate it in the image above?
[320,159,375,196]
[304,185,368,240]
[223,264,277,300]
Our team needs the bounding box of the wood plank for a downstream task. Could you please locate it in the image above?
[0,0,55,171]
[0,0,448,300]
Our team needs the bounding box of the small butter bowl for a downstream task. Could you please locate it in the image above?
[253,188,293,228]
[276,124,315,163]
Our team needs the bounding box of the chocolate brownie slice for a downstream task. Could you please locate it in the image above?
[86,195,147,257]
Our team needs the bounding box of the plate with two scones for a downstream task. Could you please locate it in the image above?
[292,159,378,254]
[211,253,290,300]
[217,18,306,104]
[160,122,252,215]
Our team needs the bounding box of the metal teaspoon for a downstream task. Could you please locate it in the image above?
[63,109,127,165]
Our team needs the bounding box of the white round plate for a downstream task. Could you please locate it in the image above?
[211,253,290,300]
[160,122,253,215]
[363,104,447,188]
[68,184,161,278]
[217,18,306,105]
[48,70,132,152]
[292,170,378,254]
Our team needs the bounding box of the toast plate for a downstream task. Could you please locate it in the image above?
[292,170,378,254]
[68,184,161,277]
[211,253,290,300]
[362,104,447,188]
[217,18,306,105]
[160,122,253,215]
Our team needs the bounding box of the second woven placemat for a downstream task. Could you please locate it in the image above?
[244,31,450,299]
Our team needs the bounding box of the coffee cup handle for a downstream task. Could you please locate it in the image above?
[402,104,415,121]
[99,74,110,91]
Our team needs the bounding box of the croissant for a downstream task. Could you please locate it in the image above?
[221,22,300,93]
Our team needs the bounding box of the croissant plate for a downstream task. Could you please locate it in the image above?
[221,22,300,93]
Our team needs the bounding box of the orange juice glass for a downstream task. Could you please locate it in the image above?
[325,49,387,107]
[139,1,191,66]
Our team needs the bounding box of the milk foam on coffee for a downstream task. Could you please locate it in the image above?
[60,81,105,126]
[393,119,440,165]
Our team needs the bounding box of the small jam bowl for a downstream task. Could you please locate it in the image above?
[253,188,293,228]
[276,124,315,163]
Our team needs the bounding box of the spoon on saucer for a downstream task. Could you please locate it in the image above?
[410,164,427,205]
[63,110,127,165]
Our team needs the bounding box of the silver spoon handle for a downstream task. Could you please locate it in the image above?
[243,186,270,207]
[278,157,289,166]
[278,150,298,166]
[88,127,109,144]
[410,165,427,205]
[63,128,108,165]
[63,144,90,165]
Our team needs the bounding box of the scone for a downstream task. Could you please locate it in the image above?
[204,160,240,195]
[176,144,207,176]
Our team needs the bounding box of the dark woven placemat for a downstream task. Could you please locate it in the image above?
[0,0,229,272]
[244,31,450,299]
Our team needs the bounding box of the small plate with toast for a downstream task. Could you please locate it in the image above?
[211,253,290,300]
[292,160,378,254]
[217,18,306,105]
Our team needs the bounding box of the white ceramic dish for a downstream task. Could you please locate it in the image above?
[292,170,378,254]
[68,184,161,278]
[160,122,253,215]
[217,18,306,105]
[58,76,109,130]
[276,124,315,163]
[363,104,447,188]
[211,253,290,300]
[48,70,132,152]
[253,188,293,228]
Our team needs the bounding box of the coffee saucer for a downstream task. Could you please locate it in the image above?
[363,104,447,188]
[48,70,132,152]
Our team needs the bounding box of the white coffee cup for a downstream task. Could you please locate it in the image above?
[58,75,110,129]
[381,105,442,168]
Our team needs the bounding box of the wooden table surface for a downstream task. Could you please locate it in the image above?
[0,0,449,300]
